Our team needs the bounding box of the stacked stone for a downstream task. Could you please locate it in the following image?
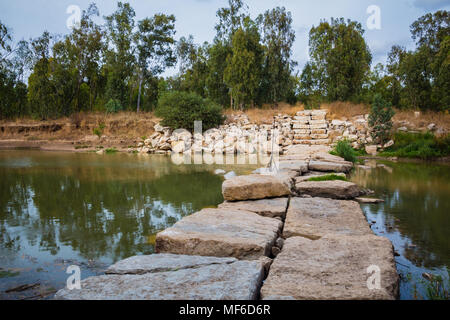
[291,110,330,146]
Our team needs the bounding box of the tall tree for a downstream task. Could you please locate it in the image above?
[258,7,296,106]
[135,14,176,112]
[224,23,263,109]
[104,2,136,108]
[304,18,372,102]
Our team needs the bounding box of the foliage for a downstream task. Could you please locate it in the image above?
[380,132,450,160]
[155,91,224,132]
[105,148,118,154]
[307,174,347,182]
[332,139,357,163]
[301,18,372,102]
[93,123,105,138]
[105,99,123,113]
[368,94,395,144]
[224,24,263,109]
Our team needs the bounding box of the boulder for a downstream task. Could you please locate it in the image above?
[222,174,291,201]
[283,197,372,240]
[260,235,399,300]
[308,160,353,173]
[365,145,378,156]
[171,141,186,153]
[56,254,264,300]
[295,180,362,199]
[218,197,289,219]
[155,208,283,260]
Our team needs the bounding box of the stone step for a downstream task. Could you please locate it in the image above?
[222,174,291,201]
[293,139,331,145]
[308,160,353,172]
[218,197,289,219]
[260,235,399,300]
[155,208,283,260]
[55,254,265,300]
[295,180,363,200]
[283,197,372,240]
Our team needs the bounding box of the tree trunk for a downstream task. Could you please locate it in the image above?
[137,73,143,113]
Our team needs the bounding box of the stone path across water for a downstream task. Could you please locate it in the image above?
[54,145,399,300]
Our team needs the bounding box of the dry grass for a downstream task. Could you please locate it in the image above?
[0,111,160,141]
[393,110,450,132]
[320,101,370,120]
[224,102,305,124]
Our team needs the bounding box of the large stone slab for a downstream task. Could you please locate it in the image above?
[222,174,291,201]
[283,197,372,240]
[308,160,353,173]
[277,160,309,173]
[106,253,237,275]
[55,255,264,300]
[156,208,283,259]
[260,235,399,300]
[295,180,362,199]
[218,198,289,219]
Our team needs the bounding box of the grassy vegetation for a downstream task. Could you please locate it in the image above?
[75,145,90,150]
[330,140,358,163]
[380,132,450,160]
[307,174,348,182]
[105,148,118,154]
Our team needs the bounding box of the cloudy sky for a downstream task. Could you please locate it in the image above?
[1,0,449,75]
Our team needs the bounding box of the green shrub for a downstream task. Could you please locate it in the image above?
[368,94,395,144]
[380,132,450,160]
[105,148,117,154]
[307,174,347,182]
[155,91,225,132]
[93,123,106,138]
[332,140,357,163]
[105,99,123,114]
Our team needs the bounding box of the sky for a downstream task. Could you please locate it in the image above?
[1,0,449,76]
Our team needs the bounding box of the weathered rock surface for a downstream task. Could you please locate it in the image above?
[218,198,289,219]
[55,255,264,300]
[156,208,283,259]
[283,197,372,240]
[222,174,291,201]
[277,160,308,173]
[260,235,399,300]
[106,254,237,275]
[356,197,385,204]
[295,180,362,199]
[308,160,353,173]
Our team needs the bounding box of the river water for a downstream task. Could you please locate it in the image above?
[0,151,448,300]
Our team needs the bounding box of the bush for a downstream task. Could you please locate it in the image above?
[155,91,224,132]
[368,94,395,144]
[105,99,123,114]
[380,132,450,160]
[332,139,357,163]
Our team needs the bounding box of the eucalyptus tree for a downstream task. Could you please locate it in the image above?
[304,18,372,102]
[134,14,176,112]
[257,7,296,106]
[104,1,136,108]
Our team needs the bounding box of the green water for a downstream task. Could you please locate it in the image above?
[350,160,450,300]
[0,150,257,299]
[0,151,448,300]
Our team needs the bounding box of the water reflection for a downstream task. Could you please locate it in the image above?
[0,151,257,299]
[350,161,450,299]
